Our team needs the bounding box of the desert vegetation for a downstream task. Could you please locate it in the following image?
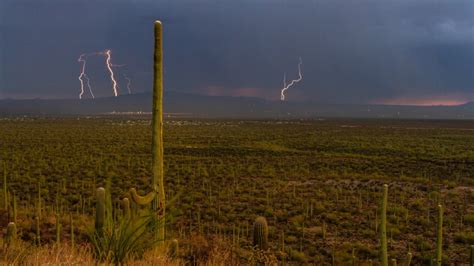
[0,117,472,264]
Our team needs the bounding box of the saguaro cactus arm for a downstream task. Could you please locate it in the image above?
[129,188,156,205]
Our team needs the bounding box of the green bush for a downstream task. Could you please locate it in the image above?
[454,231,474,244]
[288,248,306,262]
[463,214,474,225]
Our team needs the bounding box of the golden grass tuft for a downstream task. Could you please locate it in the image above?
[0,234,236,265]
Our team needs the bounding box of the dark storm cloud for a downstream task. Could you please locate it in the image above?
[0,0,473,103]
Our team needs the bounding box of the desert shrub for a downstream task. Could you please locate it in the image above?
[288,248,306,262]
[454,231,474,244]
[89,214,163,264]
[463,214,474,225]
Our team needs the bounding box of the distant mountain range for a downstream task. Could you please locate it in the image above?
[0,92,472,119]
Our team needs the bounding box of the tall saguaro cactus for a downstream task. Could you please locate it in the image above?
[3,162,7,210]
[436,205,443,266]
[152,20,165,241]
[380,184,388,266]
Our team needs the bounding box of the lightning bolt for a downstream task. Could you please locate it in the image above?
[78,54,95,99]
[78,49,128,99]
[84,74,94,99]
[104,49,119,97]
[123,73,132,94]
[280,57,303,101]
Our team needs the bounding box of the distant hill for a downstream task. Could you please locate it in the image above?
[0,92,472,119]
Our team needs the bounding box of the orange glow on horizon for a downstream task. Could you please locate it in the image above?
[376,96,471,106]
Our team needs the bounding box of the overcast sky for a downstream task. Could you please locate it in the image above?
[0,0,473,104]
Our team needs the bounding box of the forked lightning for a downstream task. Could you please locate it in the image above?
[77,49,129,99]
[280,57,303,101]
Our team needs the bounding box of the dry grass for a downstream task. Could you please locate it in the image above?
[1,243,94,265]
[0,235,236,265]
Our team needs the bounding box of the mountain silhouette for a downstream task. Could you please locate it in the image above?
[0,92,472,119]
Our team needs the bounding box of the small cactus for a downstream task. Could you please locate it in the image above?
[5,222,17,247]
[253,216,268,250]
[380,184,388,266]
[352,248,356,266]
[406,252,413,266]
[129,188,156,205]
[280,231,285,253]
[391,258,397,266]
[322,221,326,241]
[436,205,443,266]
[55,212,61,246]
[122,197,131,220]
[35,216,41,246]
[168,239,179,259]
[12,194,17,224]
[470,245,473,266]
[95,187,105,232]
[70,213,75,249]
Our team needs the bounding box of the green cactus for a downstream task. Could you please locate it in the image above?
[352,248,356,266]
[12,193,17,224]
[37,181,42,221]
[129,188,156,205]
[122,197,130,220]
[125,20,165,242]
[470,245,473,266]
[168,239,179,259]
[391,258,397,266]
[152,20,165,241]
[281,231,285,253]
[95,187,106,232]
[7,191,11,220]
[130,198,137,220]
[35,216,41,246]
[3,162,7,210]
[380,184,388,266]
[105,178,113,227]
[375,210,378,233]
[406,252,413,266]
[56,212,61,246]
[322,221,326,241]
[331,247,336,266]
[70,213,75,249]
[436,205,443,266]
[253,216,268,250]
[5,222,17,247]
